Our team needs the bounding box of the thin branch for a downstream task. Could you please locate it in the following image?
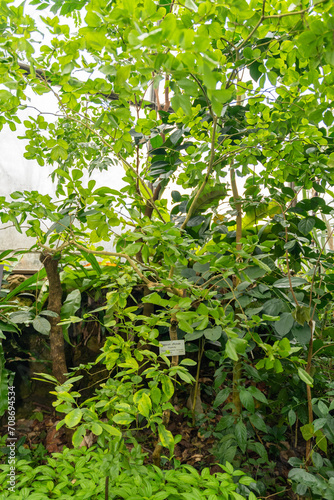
[220,37,237,50]
[237,0,324,51]
[180,116,218,231]
[190,73,213,117]
[38,240,151,284]
[17,61,158,109]
[308,231,333,310]
[168,116,217,280]
[38,240,183,297]
[312,343,334,359]
[237,0,267,50]
[284,225,299,307]
[26,71,165,223]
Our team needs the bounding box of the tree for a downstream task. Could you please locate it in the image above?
[1,0,334,492]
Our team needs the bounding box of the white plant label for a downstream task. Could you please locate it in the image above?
[159,340,185,356]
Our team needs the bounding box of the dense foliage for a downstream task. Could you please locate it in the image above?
[1,0,334,498]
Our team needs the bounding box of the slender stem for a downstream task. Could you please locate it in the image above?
[312,343,334,358]
[229,85,244,418]
[45,83,164,222]
[294,416,298,449]
[237,0,266,50]
[283,225,300,307]
[181,116,218,231]
[232,360,242,416]
[237,0,324,51]
[168,116,218,280]
[230,164,242,253]
[192,337,204,425]
[190,73,213,117]
[305,320,314,463]
[105,477,109,500]
[169,313,179,367]
[38,240,151,284]
[38,240,183,297]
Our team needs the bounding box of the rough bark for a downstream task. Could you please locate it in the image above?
[40,252,67,384]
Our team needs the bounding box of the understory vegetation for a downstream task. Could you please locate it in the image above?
[0,0,334,498]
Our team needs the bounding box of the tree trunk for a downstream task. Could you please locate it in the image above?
[40,252,67,384]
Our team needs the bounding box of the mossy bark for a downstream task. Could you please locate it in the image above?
[40,252,67,384]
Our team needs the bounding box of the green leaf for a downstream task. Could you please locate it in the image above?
[315,430,327,453]
[33,372,59,383]
[300,423,314,441]
[298,217,315,235]
[189,183,226,213]
[262,299,284,316]
[291,323,311,345]
[46,214,72,235]
[61,290,81,319]
[312,451,323,469]
[158,424,174,452]
[91,422,102,435]
[262,314,280,321]
[72,425,86,447]
[203,326,222,341]
[171,190,182,202]
[138,393,152,418]
[150,386,161,405]
[184,0,198,11]
[99,423,122,437]
[253,257,271,273]
[249,493,258,500]
[288,409,297,426]
[213,88,234,104]
[317,401,328,416]
[142,292,169,307]
[243,47,253,59]
[273,277,307,288]
[50,145,68,161]
[225,339,238,361]
[213,388,230,409]
[171,93,192,115]
[80,250,102,275]
[298,368,313,386]
[61,289,81,341]
[178,319,193,334]
[292,306,310,325]
[184,330,204,340]
[32,316,51,335]
[123,242,142,255]
[150,134,163,149]
[169,129,183,145]
[9,311,32,324]
[249,413,267,433]
[112,412,135,425]
[64,408,83,428]
[288,467,317,486]
[325,50,334,66]
[175,369,194,384]
[186,215,206,227]
[274,312,294,337]
[247,386,268,404]
[324,110,333,126]
[161,375,174,400]
[180,358,197,366]
[235,420,247,453]
[240,389,255,413]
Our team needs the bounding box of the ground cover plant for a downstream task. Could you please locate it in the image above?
[0,0,334,498]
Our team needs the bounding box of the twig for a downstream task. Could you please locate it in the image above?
[181,116,218,230]
[237,0,322,51]
[190,73,214,117]
[168,116,217,279]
